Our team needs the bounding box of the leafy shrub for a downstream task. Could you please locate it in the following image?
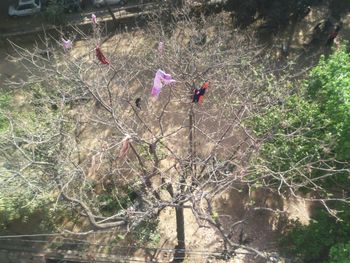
[306,45,350,161]
[281,204,350,262]
[252,45,350,262]
[131,218,160,246]
[249,45,350,188]
[97,187,138,216]
[0,186,59,232]
[0,93,11,132]
[330,241,350,263]
[250,95,329,177]
[0,87,63,232]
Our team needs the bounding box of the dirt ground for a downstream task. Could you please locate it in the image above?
[1,2,350,263]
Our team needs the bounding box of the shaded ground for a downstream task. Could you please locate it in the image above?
[0,0,150,37]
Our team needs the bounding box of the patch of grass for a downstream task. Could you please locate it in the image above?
[0,93,11,132]
[97,187,138,216]
[131,218,160,246]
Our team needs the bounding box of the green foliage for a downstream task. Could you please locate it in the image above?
[0,93,10,108]
[249,45,350,187]
[306,45,350,160]
[131,218,160,246]
[138,141,167,162]
[97,187,138,216]
[251,44,350,262]
[251,95,329,173]
[0,91,49,230]
[281,204,350,263]
[330,241,350,263]
[0,93,11,133]
[0,180,58,232]
[0,85,63,232]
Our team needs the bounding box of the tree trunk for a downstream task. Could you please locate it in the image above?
[172,205,186,262]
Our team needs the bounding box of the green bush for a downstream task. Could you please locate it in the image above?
[306,45,350,161]
[0,186,58,232]
[0,86,63,232]
[330,241,350,263]
[251,44,350,262]
[249,44,350,188]
[97,187,138,216]
[250,95,329,178]
[281,204,350,263]
[131,218,160,246]
[0,93,11,132]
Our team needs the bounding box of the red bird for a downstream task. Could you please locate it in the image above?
[95,47,110,65]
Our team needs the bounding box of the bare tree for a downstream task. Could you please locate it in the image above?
[2,6,348,262]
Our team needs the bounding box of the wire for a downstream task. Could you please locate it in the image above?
[0,233,64,238]
[0,229,116,239]
[0,231,255,257]
[0,237,232,256]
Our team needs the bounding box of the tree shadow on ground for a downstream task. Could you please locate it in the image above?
[213,186,317,262]
[223,0,349,44]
